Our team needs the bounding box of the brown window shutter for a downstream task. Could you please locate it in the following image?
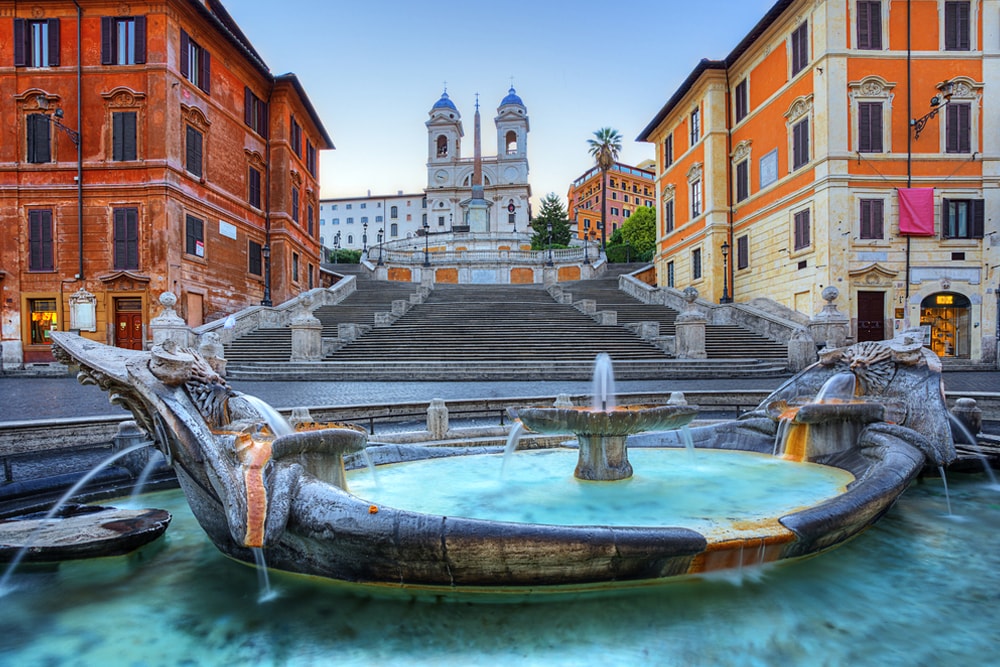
[244,87,252,125]
[134,16,146,64]
[970,199,985,238]
[101,17,113,64]
[200,49,211,94]
[47,19,60,66]
[13,19,26,66]
[180,30,189,78]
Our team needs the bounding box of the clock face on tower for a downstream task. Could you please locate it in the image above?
[434,169,449,183]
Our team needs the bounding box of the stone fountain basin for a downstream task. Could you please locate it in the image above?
[515,404,698,436]
[183,418,926,598]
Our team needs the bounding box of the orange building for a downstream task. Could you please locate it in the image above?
[638,0,997,365]
[0,0,332,366]
[567,161,656,243]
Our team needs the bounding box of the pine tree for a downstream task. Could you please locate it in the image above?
[529,193,572,250]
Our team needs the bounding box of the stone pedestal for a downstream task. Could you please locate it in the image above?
[675,287,706,359]
[290,298,322,361]
[198,331,227,377]
[150,292,191,348]
[951,397,983,439]
[809,286,849,348]
[113,420,163,478]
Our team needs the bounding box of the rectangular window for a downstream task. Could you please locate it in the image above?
[692,248,702,280]
[112,111,137,161]
[113,207,139,270]
[28,209,54,271]
[243,87,268,137]
[248,240,262,276]
[734,78,749,123]
[306,140,317,176]
[793,118,810,170]
[290,116,302,158]
[860,199,884,239]
[14,18,60,67]
[664,134,673,168]
[944,1,971,51]
[793,210,811,250]
[291,186,300,223]
[791,22,809,74]
[664,199,674,233]
[856,1,882,49]
[667,261,675,288]
[858,102,883,153]
[248,166,262,209]
[185,214,204,257]
[308,204,315,236]
[735,160,749,202]
[942,199,985,239]
[27,113,51,163]
[610,207,619,216]
[101,16,146,65]
[691,180,702,217]
[689,108,700,144]
[185,125,203,177]
[292,252,299,282]
[736,234,749,270]
[946,103,971,153]
[180,30,211,93]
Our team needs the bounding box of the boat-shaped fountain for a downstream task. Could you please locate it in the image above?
[48,328,955,598]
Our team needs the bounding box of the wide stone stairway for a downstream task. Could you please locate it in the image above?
[563,269,788,360]
[325,283,665,363]
[223,265,790,381]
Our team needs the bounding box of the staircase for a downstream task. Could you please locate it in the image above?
[563,269,788,360]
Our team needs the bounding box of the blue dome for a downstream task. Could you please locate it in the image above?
[500,86,523,107]
[432,91,457,111]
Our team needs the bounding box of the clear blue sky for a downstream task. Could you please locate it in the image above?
[228,1,777,206]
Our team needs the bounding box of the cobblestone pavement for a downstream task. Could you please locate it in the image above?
[0,371,996,423]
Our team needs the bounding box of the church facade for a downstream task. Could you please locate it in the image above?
[424,88,532,233]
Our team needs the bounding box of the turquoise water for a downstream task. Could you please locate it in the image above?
[0,475,998,666]
[346,449,854,538]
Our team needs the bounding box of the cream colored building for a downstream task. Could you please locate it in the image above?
[638,0,998,365]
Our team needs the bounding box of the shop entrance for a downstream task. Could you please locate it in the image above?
[919,292,971,358]
[114,298,144,350]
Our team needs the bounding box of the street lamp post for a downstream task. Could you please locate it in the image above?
[720,240,731,304]
[333,232,340,264]
[423,220,430,267]
[362,221,368,257]
[377,229,384,266]
[546,221,554,266]
[261,244,272,306]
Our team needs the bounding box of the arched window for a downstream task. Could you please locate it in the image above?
[390,223,398,236]
[506,130,518,154]
[390,206,398,219]
[436,135,448,157]
[919,292,971,358]
[347,234,354,245]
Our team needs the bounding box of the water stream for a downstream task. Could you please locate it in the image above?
[0,442,148,595]
[591,352,616,412]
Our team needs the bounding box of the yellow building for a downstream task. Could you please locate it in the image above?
[567,162,655,243]
[638,0,998,365]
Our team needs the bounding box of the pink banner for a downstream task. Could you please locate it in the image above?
[897,188,935,236]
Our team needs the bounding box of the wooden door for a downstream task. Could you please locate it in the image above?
[857,291,885,342]
[114,298,144,350]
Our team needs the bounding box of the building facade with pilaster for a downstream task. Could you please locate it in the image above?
[638,0,998,364]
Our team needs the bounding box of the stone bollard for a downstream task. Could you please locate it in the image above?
[392,300,409,316]
[288,407,313,429]
[950,398,983,441]
[113,420,161,478]
[290,297,322,362]
[675,287,707,359]
[575,299,596,314]
[595,311,617,325]
[787,327,818,372]
[374,312,394,327]
[427,399,449,439]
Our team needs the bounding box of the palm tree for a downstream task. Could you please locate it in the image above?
[587,127,622,252]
